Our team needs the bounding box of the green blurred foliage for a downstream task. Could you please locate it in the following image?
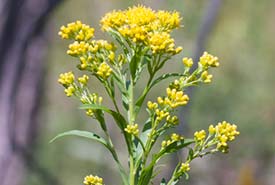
[33,0,275,185]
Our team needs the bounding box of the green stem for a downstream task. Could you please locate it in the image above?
[128,79,136,185]
[129,154,135,185]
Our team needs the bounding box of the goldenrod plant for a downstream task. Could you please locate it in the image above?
[51,5,240,185]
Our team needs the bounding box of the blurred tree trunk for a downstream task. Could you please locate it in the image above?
[0,0,63,185]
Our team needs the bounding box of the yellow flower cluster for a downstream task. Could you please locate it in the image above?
[64,86,76,97]
[155,11,181,31]
[59,21,94,41]
[199,51,219,68]
[158,88,189,108]
[214,121,240,152]
[161,133,184,148]
[58,71,75,87]
[182,57,193,68]
[200,71,213,83]
[166,115,179,125]
[67,41,89,56]
[58,72,76,97]
[83,175,103,185]
[147,87,188,126]
[147,101,158,110]
[194,122,239,153]
[124,124,139,136]
[148,32,175,54]
[194,130,206,142]
[58,71,104,116]
[179,162,190,173]
[59,21,115,80]
[155,109,170,122]
[148,100,177,124]
[96,62,112,79]
[101,5,182,54]
[78,74,89,85]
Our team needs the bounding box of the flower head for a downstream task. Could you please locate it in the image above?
[194,130,206,142]
[83,175,103,185]
[100,5,182,54]
[161,133,184,148]
[148,32,175,54]
[125,124,139,136]
[199,51,219,68]
[182,57,193,68]
[215,121,240,152]
[78,74,89,85]
[179,162,190,173]
[58,71,75,87]
[96,62,112,79]
[59,21,94,41]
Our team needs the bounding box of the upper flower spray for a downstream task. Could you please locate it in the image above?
[101,5,182,54]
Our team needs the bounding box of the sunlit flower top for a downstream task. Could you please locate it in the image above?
[101,5,182,54]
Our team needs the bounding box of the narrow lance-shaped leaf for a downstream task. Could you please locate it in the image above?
[50,130,111,151]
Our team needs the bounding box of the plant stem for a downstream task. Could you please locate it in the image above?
[128,79,136,185]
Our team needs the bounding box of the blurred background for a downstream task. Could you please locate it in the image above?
[0,0,274,185]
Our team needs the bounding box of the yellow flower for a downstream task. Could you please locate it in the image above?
[147,101,158,110]
[83,175,103,185]
[96,62,112,79]
[155,109,170,122]
[214,121,240,152]
[166,115,179,125]
[124,124,139,136]
[199,51,219,68]
[179,162,190,173]
[148,32,175,54]
[208,124,216,135]
[59,21,94,41]
[126,5,156,26]
[58,71,75,86]
[161,133,184,148]
[108,51,115,62]
[182,57,193,68]
[194,130,206,142]
[174,46,183,54]
[100,10,127,31]
[64,85,76,97]
[165,88,189,108]
[155,10,181,31]
[200,71,213,83]
[78,75,89,85]
[100,5,182,51]
[67,41,89,56]
[86,109,94,117]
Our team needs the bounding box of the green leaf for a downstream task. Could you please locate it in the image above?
[109,76,115,97]
[50,130,109,149]
[94,110,107,131]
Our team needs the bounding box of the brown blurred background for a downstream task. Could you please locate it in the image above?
[0,0,274,185]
